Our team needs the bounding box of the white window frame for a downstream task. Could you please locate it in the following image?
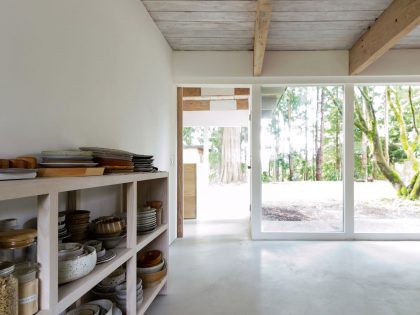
[250,83,420,241]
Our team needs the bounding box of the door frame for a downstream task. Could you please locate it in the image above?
[250,83,420,241]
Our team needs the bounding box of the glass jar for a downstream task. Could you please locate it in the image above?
[14,262,39,315]
[0,261,18,315]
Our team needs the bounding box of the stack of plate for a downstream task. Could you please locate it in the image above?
[58,212,70,243]
[0,168,37,181]
[133,155,156,173]
[80,147,134,174]
[40,150,97,168]
[137,207,157,234]
[114,279,143,313]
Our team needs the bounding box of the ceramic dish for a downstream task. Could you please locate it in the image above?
[95,233,126,250]
[112,307,122,315]
[138,250,162,268]
[96,248,106,258]
[65,303,100,315]
[137,262,167,288]
[96,250,116,265]
[94,217,124,236]
[137,259,164,274]
[84,240,102,252]
[58,245,97,284]
[85,300,113,315]
[100,268,125,287]
[59,242,83,253]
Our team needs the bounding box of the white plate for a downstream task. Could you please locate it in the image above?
[96,250,116,265]
[0,172,37,181]
[40,162,98,168]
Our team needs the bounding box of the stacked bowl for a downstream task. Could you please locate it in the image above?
[65,299,122,315]
[65,211,91,243]
[114,278,143,313]
[91,268,126,301]
[137,250,167,288]
[137,207,157,235]
[92,217,126,250]
[58,212,70,243]
[58,243,97,284]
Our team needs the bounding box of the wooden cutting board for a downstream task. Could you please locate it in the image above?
[38,167,105,177]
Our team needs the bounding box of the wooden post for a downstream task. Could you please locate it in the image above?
[177,87,184,238]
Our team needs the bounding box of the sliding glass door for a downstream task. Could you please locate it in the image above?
[251,84,420,239]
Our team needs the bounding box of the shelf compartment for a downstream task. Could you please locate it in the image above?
[57,247,133,313]
[137,276,167,315]
[136,224,168,252]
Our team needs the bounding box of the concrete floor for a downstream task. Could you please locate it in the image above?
[147,220,420,315]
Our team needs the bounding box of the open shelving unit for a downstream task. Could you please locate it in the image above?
[0,172,169,315]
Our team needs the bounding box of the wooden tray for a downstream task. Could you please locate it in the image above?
[37,167,105,177]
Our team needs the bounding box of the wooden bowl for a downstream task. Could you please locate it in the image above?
[146,200,162,209]
[138,250,162,268]
[94,217,124,236]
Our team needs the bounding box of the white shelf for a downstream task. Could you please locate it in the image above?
[57,246,133,313]
[137,277,167,315]
[0,172,169,315]
[137,224,168,252]
[0,172,168,201]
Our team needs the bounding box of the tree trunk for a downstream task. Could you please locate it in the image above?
[384,95,390,164]
[220,127,242,184]
[287,94,294,181]
[315,88,325,181]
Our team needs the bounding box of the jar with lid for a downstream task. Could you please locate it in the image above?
[0,261,18,315]
[0,229,37,263]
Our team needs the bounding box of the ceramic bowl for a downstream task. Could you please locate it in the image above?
[92,283,116,294]
[85,300,113,315]
[115,279,142,298]
[84,240,102,252]
[137,259,164,274]
[138,262,167,288]
[112,307,122,315]
[65,303,100,315]
[138,250,162,268]
[58,245,97,284]
[100,268,125,287]
[96,233,126,250]
[58,243,84,260]
[96,248,106,258]
[94,217,124,236]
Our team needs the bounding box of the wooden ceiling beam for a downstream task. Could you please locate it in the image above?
[349,0,420,75]
[253,0,272,76]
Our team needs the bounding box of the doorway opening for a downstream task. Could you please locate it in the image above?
[177,87,251,238]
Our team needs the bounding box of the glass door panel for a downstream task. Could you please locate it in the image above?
[260,86,344,233]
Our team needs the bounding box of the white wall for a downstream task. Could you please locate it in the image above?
[0,0,177,242]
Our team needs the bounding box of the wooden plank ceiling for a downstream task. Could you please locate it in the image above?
[139,0,420,51]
